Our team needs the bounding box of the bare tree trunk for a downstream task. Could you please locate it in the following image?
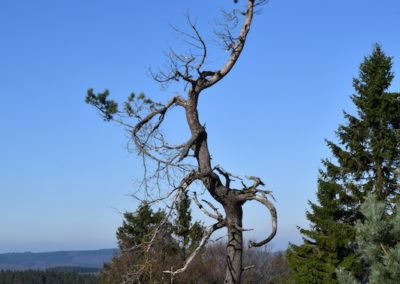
[224,202,243,284]
[186,89,245,283]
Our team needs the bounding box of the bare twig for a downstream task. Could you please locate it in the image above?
[234,224,254,232]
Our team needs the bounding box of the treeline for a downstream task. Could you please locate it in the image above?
[46,266,100,273]
[0,269,99,284]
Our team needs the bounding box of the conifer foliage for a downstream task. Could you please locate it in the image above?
[287,45,400,284]
[100,199,204,284]
[172,191,205,260]
[337,194,400,284]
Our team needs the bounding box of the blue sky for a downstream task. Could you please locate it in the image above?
[1,0,399,253]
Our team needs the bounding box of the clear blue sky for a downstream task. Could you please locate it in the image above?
[1,0,399,253]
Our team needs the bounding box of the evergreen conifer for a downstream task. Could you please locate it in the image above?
[337,194,400,284]
[287,45,400,284]
[173,190,205,260]
[100,200,205,283]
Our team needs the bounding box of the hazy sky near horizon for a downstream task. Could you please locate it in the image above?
[1,0,399,253]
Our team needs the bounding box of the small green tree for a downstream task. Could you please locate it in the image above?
[173,190,205,260]
[100,202,178,283]
[116,202,172,251]
[100,201,205,284]
[337,194,400,284]
[287,45,400,284]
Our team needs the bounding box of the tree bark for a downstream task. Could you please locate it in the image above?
[185,88,246,283]
[224,202,243,284]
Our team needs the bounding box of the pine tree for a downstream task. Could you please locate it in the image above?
[173,191,205,260]
[287,45,400,284]
[337,194,400,284]
[100,200,205,284]
[115,202,175,252]
[100,202,178,284]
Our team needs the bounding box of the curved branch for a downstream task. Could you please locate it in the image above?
[132,95,187,165]
[247,194,277,248]
[134,95,186,132]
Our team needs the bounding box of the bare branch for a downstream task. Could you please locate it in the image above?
[201,199,223,219]
[122,169,207,255]
[200,0,256,90]
[183,16,208,73]
[163,220,226,276]
[241,175,275,200]
[234,224,254,232]
[245,175,265,188]
[214,165,243,187]
[247,194,277,248]
[153,15,209,87]
[133,95,187,166]
[178,126,205,161]
[234,9,247,16]
[193,192,223,221]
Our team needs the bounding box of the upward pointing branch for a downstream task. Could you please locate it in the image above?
[200,0,255,90]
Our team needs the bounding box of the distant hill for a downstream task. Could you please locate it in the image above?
[0,249,118,271]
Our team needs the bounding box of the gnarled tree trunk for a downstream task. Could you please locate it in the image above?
[186,87,247,283]
[224,203,244,284]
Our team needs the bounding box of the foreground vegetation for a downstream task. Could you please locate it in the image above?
[100,200,290,283]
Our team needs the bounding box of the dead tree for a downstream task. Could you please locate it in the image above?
[86,1,276,283]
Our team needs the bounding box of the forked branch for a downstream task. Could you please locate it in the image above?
[193,192,223,221]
